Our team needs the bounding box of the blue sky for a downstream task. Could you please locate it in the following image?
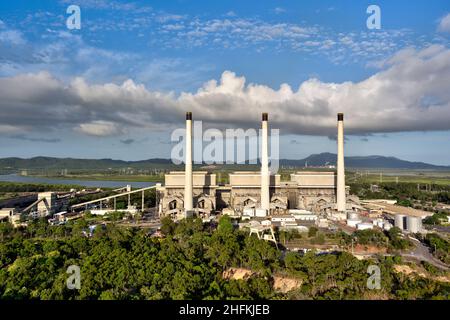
[0,0,450,165]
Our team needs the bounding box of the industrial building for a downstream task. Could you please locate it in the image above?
[0,208,16,221]
[394,214,424,233]
[360,200,430,234]
[157,112,359,220]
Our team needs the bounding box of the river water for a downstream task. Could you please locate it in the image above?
[0,174,156,189]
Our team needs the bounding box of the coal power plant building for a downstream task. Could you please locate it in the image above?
[157,112,357,220]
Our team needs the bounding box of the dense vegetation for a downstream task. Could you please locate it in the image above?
[0,216,448,300]
[0,182,82,193]
[0,157,173,170]
[279,227,411,252]
[424,212,450,226]
[422,234,450,265]
[349,182,450,205]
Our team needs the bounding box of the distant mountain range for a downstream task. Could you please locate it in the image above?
[0,153,448,170]
[280,153,450,170]
[0,157,173,170]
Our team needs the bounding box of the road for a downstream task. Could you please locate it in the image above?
[119,221,162,229]
[401,237,449,270]
[288,234,450,270]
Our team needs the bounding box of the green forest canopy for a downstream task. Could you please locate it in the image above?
[0,216,449,300]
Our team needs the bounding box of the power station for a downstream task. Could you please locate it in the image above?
[157,112,359,220]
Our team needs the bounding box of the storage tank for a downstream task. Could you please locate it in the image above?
[394,214,406,230]
[356,222,374,230]
[383,222,393,231]
[347,218,362,228]
[347,212,359,220]
[377,220,384,228]
[255,208,267,217]
[243,208,255,217]
[406,216,422,233]
[372,218,383,227]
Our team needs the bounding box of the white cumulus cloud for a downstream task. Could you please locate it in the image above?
[75,121,125,137]
[0,45,450,137]
[438,13,450,33]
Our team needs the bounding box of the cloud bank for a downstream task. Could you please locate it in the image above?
[6,5,441,67]
[1,45,450,137]
[438,13,450,33]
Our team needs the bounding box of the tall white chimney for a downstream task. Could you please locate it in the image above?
[184,112,193,214]
[261,113,270,214]
[336,113,346,212]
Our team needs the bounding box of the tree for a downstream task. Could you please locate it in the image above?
[424,233,450,264]
[310,233,325,245]
[175,217,203,237]
[387,227,411,250]
[217,215,233,234]
[0,209,449,300]
[107,211,125,222]
[308,226,318,238]
[242,236,280,275]
[160,216,175,236]
[0,222,13,241]
[353,229,387,246]
[70,218,89,237]
[423,213,448,226]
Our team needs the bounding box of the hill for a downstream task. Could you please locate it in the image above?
[281,153,450,170]
[0,153,448,170]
